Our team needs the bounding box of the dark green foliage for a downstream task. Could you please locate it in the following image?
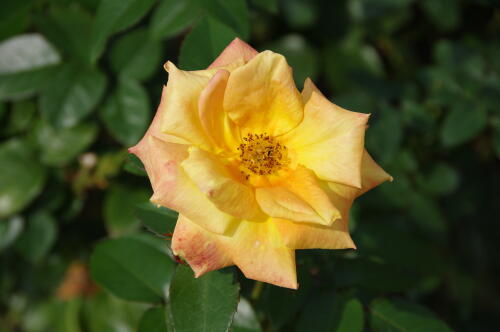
[0,0,499,331]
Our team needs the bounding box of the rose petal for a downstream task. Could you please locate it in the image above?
[173,215,298,289]
[209,38,258,69]
[273,218,355,250]
[160,62,217,150]
[224,51,304,137]
[172,214,233,277]
[281,91,369,188]
[255,167,341,226]
[198,69,240,152]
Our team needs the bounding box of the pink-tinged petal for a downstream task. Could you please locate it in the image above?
[208,38,258,69]
[281,91,369,188]
[181,147,265,221]
[172,214,233,277]
[198,69,240,152]
[160,62,217,150]
[172,216,298,289]
[224,51,304,137]
[273,218,355,250]
[255,167,341,226]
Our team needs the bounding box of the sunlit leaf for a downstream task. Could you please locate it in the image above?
[169,265,239,332]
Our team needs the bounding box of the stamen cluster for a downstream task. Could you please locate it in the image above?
[237,133,288,178]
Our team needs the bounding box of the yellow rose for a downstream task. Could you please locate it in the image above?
[130,39,392,289]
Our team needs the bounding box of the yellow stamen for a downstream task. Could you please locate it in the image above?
[237,133,289,179]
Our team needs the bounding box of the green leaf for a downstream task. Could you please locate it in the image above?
[0,0,34,42]
[14,212,57,263]
[34,121,98,167]
[422,0,460,30]
[296,291,364,332]
[251,0,278,13]
[149,0,201,40]
[441,104,487,147]
[0,65,60,101]
[282,0,318,29]
[366,107,402,163]
[179,17,238,70]
[169,265,239,332]
[417,162,459,196]
[136,202,178,236]
[109,28,162,81]
[89,0,157,62]
[230,298,262,332]
[334,296,365,332]
[0,139,46,218]
[335,258,419,292]
[0,33,60,74]
[0,216,23,253]
[138,306,172,332]
[355,222,443,275]
[370,298,452,332]
[104,185,149,236]
[39,64,107,128]
[90,236,174,302]
[192,0,249,39]
[408,193,447,238]
[124,153,147,176]
[257,266,312,330]
[83,292,148,332]
[35,5,94,63]
[5,100,36,135]
[100,78,151,146]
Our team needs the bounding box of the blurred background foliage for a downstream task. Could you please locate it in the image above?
[1,0,500,331]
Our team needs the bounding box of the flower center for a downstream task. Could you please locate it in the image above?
[237,133,288,179]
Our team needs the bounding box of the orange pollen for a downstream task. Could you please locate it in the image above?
[237,133,288,178]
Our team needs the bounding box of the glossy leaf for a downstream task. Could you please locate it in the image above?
[39,64,107,128]
[230,298,262,332]
[100,78,151,146]
[5,100,36,135]
[0,139,46,218]
[0,65,59,101]
[123,153,147,176]
[179,17,238,70]
[90,236,174,303]
[89,0,157,62]
[109,29,162,81]
[83,292,148,332]
[0,33,60,74]
[14,212,57,263]
[138,306,172,332]
[296,291,363,332]
[35,6,94,63]
[103,185,149,236]
[0,216,24,253]
[169,265,239,332]
[135,202,178,236]
[192,0,249,39]
[34,121,98,166]
[441,104,487,147]
[370,298,452,332]
[149,0,201,40]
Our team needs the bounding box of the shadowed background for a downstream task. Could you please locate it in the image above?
[0,0,499,331]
